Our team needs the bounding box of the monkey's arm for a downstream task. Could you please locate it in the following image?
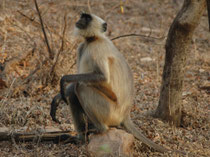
[60,72,106,103]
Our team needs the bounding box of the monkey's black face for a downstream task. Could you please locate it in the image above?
[76,13,92,29]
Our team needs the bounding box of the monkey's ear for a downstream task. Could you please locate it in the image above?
[79,11,86,16]
[102,23,107,32]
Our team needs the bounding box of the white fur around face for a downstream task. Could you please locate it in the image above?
[74,14,106,38]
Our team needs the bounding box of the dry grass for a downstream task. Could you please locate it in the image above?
[0,0,209,156]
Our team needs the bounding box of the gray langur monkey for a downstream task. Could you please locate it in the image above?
[50,13,169,153]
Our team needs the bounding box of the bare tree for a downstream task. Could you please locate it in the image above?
[155,0,206,126]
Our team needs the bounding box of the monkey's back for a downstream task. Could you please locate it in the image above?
[76,37,134,125]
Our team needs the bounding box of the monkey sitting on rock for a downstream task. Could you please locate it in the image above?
[50,13,176,153]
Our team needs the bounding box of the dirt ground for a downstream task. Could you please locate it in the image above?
[0,0,209,156]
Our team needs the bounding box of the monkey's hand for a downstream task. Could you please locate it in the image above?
[51,115,60,124]
[50,109,61,124]
[50,94,61,124]
[60,77,68,103]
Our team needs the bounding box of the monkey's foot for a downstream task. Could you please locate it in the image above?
[51,117,61,124]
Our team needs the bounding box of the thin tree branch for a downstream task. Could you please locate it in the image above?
[60,14,68,53]
[111,33,165,41]
[17,10,35,21]
[34,0,54,59]
[87,0,92,13]
[104,3,121,18]
[50,13,68,78]
[207,0,210,31]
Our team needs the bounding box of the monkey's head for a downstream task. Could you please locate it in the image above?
[74,13,107,38]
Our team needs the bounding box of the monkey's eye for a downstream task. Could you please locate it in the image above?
[102,23,107,32]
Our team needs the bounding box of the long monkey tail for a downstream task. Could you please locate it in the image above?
[123,117,169,153]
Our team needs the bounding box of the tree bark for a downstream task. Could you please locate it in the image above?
[155,0,206,126]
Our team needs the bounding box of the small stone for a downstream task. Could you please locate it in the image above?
[182,91,192,96]
[140,57,154,62]
[199,69,205,73]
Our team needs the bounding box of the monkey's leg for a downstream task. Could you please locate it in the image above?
[68,84,85,131]
[75,84,109,134]
[50,84,95,143]
[67,84,97,141]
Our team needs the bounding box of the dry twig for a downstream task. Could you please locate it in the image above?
[17,10,35,21]
[49,13,68,79]
[87,0,92,13]
[111,33,165,41]
[0,127,77,143]
[34,0,54,59]
[207,0,210,31]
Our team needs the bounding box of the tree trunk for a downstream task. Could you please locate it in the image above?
[155,0,206,126]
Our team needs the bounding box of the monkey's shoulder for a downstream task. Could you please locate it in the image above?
[77,39,126,69]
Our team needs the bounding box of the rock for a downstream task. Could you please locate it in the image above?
[199,69,205,73]
[87,128,134,157]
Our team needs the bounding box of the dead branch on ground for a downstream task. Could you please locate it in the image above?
[0,127,78,144]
